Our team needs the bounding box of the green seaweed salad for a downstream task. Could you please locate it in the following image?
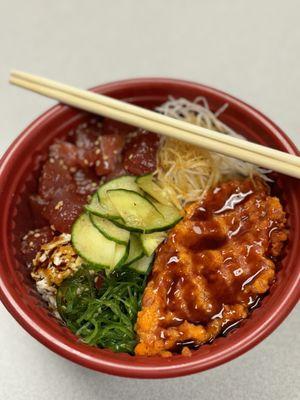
[56,266,147,354]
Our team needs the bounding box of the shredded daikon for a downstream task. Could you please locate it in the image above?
[155,97,270,209]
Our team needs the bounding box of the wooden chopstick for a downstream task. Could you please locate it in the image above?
[11,70,300,169]
[9,70,300,179]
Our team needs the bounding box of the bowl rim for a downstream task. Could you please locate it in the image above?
[0,77,299,379]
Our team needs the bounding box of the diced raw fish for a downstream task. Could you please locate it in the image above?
[31,118,157,237]
[49,141,79,167]
[49,138,100,172]
[21,226,54,265]
[77,147,99,169]
[43,189,86,233]
[95,133,125,176]
[123,131,159,175]
[39,161,75,201]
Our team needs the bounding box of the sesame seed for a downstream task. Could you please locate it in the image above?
[49,158,55,164]
[95,160,100,166]
[83,159,89,165]
[34,233,41,238]
[103,155,108,161]
[95,148,101,155]
[54,200,64,210]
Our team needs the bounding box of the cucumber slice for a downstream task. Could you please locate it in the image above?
[140,232,167,256]
[151,201,183,228]
[108,189,182,233]
[113,243,129,268]
[123,234,144,267]
[97,175,141,218]
[85,193,120,219]
[71,213,116,269]
[107,189,162,232]
[136,173,171,206]
[128,255,154,274]
[90,214,130,245]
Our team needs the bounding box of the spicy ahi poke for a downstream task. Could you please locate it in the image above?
[20,97,288,357]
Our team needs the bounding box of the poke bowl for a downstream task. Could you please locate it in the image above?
[0,78,299,378]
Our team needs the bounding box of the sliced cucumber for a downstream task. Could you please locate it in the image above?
[71,213,116,269]
[97,175,141,218]
[113,243,129,268]
[151,201,183,228]
[85,193,119,219]
[136,173,171,206]
[128,255,154,274]
[108,189,182,233]
[98,176,141,201]
[140,231,167,256]
[123,234,144,267]
[107,189,161,231]
[90,214,130,245]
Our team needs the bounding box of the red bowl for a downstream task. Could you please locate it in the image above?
[0,78,299,379]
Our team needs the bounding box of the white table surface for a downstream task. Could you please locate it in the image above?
[0,1,299,399]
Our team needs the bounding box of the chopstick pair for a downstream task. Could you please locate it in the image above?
[9,70,300,179]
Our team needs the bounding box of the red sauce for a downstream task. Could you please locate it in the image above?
[174,293,263,352]
[146,178,287,342]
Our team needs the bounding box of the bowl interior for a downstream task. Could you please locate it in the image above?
[0,79,299,378]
